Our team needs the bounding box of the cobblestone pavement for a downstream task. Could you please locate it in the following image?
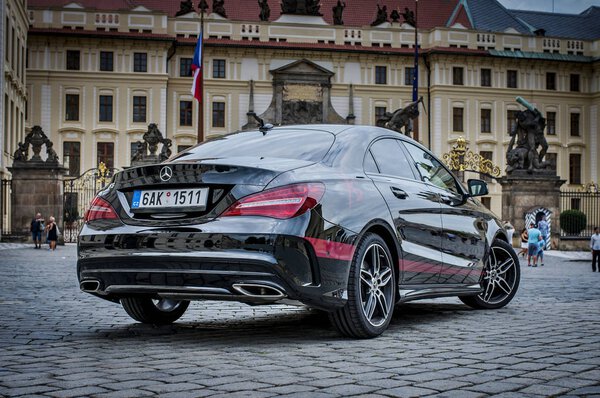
[1,244,599,398]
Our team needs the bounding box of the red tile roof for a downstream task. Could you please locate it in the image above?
[29,0,464,29]
[28,27,174,41]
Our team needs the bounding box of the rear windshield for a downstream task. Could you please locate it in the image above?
[173,129,335,162]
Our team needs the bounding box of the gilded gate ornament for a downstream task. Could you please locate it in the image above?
[442,137,501,178]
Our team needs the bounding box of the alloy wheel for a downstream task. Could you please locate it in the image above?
[359,243,394,327]
[480,245,518,305]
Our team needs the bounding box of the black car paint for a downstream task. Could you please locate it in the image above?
[78,125,507,313]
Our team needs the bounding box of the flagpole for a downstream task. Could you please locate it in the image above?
[197,8,205,143]
[412,0,419,141]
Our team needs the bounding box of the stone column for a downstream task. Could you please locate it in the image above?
[499,173,565,247]
[9,163,68,237]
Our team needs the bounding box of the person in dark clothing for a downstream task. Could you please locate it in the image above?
[46,216,58,251]
[30,212,44,249]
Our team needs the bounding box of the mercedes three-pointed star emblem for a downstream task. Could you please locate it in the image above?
[159,166,173,182]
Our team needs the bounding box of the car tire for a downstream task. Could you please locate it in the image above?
[460,239,520,309]
[329,233,396,338]
[121,297,190,324]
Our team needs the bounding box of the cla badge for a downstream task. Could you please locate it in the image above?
[159,166,173,182]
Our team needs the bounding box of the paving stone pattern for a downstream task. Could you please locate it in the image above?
[0,245,599,397]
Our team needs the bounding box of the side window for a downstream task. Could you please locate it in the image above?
[368,139,415,180]
[363,151,379,174]
[402,142,459,193]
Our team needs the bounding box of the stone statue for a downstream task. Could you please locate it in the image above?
[390,9,400,23]
[332,1,345,25]
[45,141,59,163]
[198,0,209,13]
[258,0,270,21]
[282,0,321,16]
[13,142,29,162]
[24,125,49,161]
[401,7,416,27]
[371,4,388,26]
[305,0,321,15]
[175,0,195,16]
[131,141,147,162]
[212,0,227,17]
[377,97,423,136]
[160,138,173,161]
[506,97,550,174]
[143,123,164,156]
[281,0,296,13]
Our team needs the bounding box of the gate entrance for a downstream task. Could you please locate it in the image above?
[62,163,115,243]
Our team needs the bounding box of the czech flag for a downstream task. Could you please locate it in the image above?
[191,32,203,102]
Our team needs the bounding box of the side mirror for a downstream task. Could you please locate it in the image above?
[467,179,488,197]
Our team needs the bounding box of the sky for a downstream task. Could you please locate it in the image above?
[498,0,600,13]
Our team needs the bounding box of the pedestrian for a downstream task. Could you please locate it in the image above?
[504,221,515,248]
[591,227,600,272]
[30,212,44,249]
[45,216,58,251]
[537,237,545,267]
[527,222,542,267]
[518,228,528,257]
[538,215,549,251]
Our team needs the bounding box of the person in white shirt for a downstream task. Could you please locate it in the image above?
[591,227,600,272]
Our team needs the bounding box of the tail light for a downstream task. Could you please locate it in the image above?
[84,196,119,222]
[221,183,325,219]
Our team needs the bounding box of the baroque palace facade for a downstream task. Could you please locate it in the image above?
[2,0,600,217]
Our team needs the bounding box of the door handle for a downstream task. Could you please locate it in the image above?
[390,186,408,199]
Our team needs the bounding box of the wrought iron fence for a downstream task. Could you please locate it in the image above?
[1,179,12,237]
[559,189,600,238]
[63,164,115,243]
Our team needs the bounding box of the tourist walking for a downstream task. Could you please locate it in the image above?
[591,227,600,272]
[504,221,515,248]
[527,222,542,267]
[538,215,549,250]
[518,228,528,257]
[45,216,58,251]
[30,212,44,249]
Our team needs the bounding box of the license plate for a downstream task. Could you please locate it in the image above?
[132,188,208,209]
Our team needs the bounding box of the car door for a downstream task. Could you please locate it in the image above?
[365,138,443,285]
[401,141,486,285]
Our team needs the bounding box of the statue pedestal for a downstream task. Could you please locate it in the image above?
[9,162,67,238]
[499,173,565,247]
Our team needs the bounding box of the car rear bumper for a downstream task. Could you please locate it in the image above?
[77,226,353,310]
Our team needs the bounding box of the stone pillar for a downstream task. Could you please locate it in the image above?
[9,163,67,237]
[499,173,565,247]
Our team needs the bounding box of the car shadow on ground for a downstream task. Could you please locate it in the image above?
[84,301,473,343]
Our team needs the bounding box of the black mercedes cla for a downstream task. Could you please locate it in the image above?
[78,125,520,338]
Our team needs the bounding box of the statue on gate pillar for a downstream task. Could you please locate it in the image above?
[506,96,551,174]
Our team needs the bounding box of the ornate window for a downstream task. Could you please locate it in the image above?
[481,109,491,133]
[453,67,464,85]
[507,70,517,88]
[546,72,556,90]
[213,59,226,78]
[180,100,193,126]
[65,94,79,121]
[100,51,114,71]
[375,66,387,85]
[480,68,491,87]
[99,95,113,122]
[97,142,114,170]
[570,74,580,92]
[546,112,556,135]
[569,154,581,184]
[132,96,147,123]
[63,141,80,176]
[133,52,147,72]
[453,107,464,132]
[66,50,80,70]
[180,58,193,77]
[570,113,580,137]
[212,101,225,127]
